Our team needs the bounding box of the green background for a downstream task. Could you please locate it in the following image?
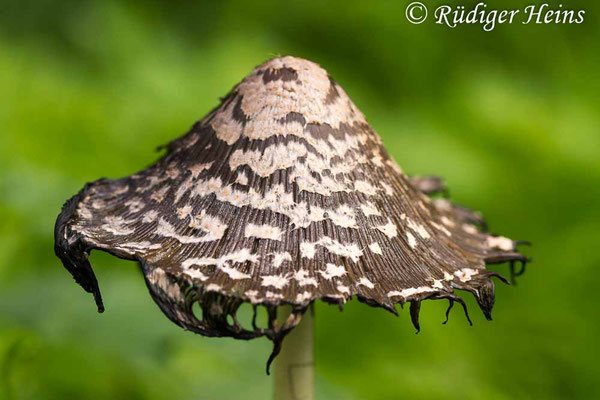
[1,0,598,399]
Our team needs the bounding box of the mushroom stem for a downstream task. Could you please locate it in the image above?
[273,305,314,400]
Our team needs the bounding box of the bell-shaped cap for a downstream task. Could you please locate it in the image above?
[55,56,528,372]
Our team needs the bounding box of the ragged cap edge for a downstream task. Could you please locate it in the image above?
[56,187,529,372]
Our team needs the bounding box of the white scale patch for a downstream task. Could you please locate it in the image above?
[327,204,357,229]
[300,242,317,259]
[375,218,398,239]
[462,224,479,234]
[295,291,313,303]
[319,263,346,279]
[188,162,213,178]
[358,277,375,289]
[229,141,308,177]
[354,180,378,196]
[142,210,159,223]
[150,185,170,203]
[76,205,93,219]
[188,211,228,239]
[101,216,135,235]
[244,223,283,241]
[406,218,431,239]
[370,154,384,167]
[441,216,456,228]
[387,286,435,299]
[235,171,249,185]
[368,242,383,255]
[486,236,514,251]
[361,202,381,217]
[176,205,193,219]
[114,241,162,252]
[157,212,227,244]
[205,283,222,292]
[272,252,292,268]
[293,270,318,287]
[125,198,145,213]
[136,176,167,193]
[381,182,395,196]
[91,199,105,209]
[245,290,261,303]
[406,232,417,248]
[182,248,259,270]
[265,291,284,300]
[300,237,363,262]
[184,268,208,281]
[165,166,180,179]
[432,279,444,289]
[220,263,251,280]
[454,267,479,282]
[431,222,452,237]
[337,284,350,295]
[211,96,244,145]
[261,275,290,289]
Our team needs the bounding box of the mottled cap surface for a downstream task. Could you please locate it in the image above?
[55,56,527,371]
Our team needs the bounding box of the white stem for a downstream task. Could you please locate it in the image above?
[272,306,314,400]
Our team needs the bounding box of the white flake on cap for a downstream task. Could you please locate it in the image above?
[375,218,398,239]
[125,198,145,213]
[462,224,479,234]
[319,263,346,279]
[261,275,290,289]
[244,223,283,241]
[181,249,259,273]
[381,182,395,196]
[142,210,159,223]
[205,283,222,292]
[265,291,284,300]
[184,268,209,281]
[150,185,170,203]
[272,252,292,268]
[454,267,479,282]
[388,286,435,299]
[101,216,135,235]
[486,236,514,251]
[295,291,313,303]
[188,162,213,178]
[358,277,375,289]
[235,171,249,185]
[300,237,363,262]
[431,222,452,237]
[407,218,430,239]
[441,216,456,228]
[368,242,383,255]
[354,180,378,196]
[293,270,318,287]
[337,284,350,295]
[176,205,193,219]
[406,232,417,248]
[244,290,261,303]
[361,202,381,217]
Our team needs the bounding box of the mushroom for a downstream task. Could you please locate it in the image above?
[55,56,528,398]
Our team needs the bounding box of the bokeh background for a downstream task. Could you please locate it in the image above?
[1,0,599,399]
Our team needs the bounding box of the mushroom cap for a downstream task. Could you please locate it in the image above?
[55,56,527,371]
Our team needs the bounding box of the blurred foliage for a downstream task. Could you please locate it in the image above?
[1,0,599,399]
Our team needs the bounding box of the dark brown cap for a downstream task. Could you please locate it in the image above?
[55,56,528,372]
